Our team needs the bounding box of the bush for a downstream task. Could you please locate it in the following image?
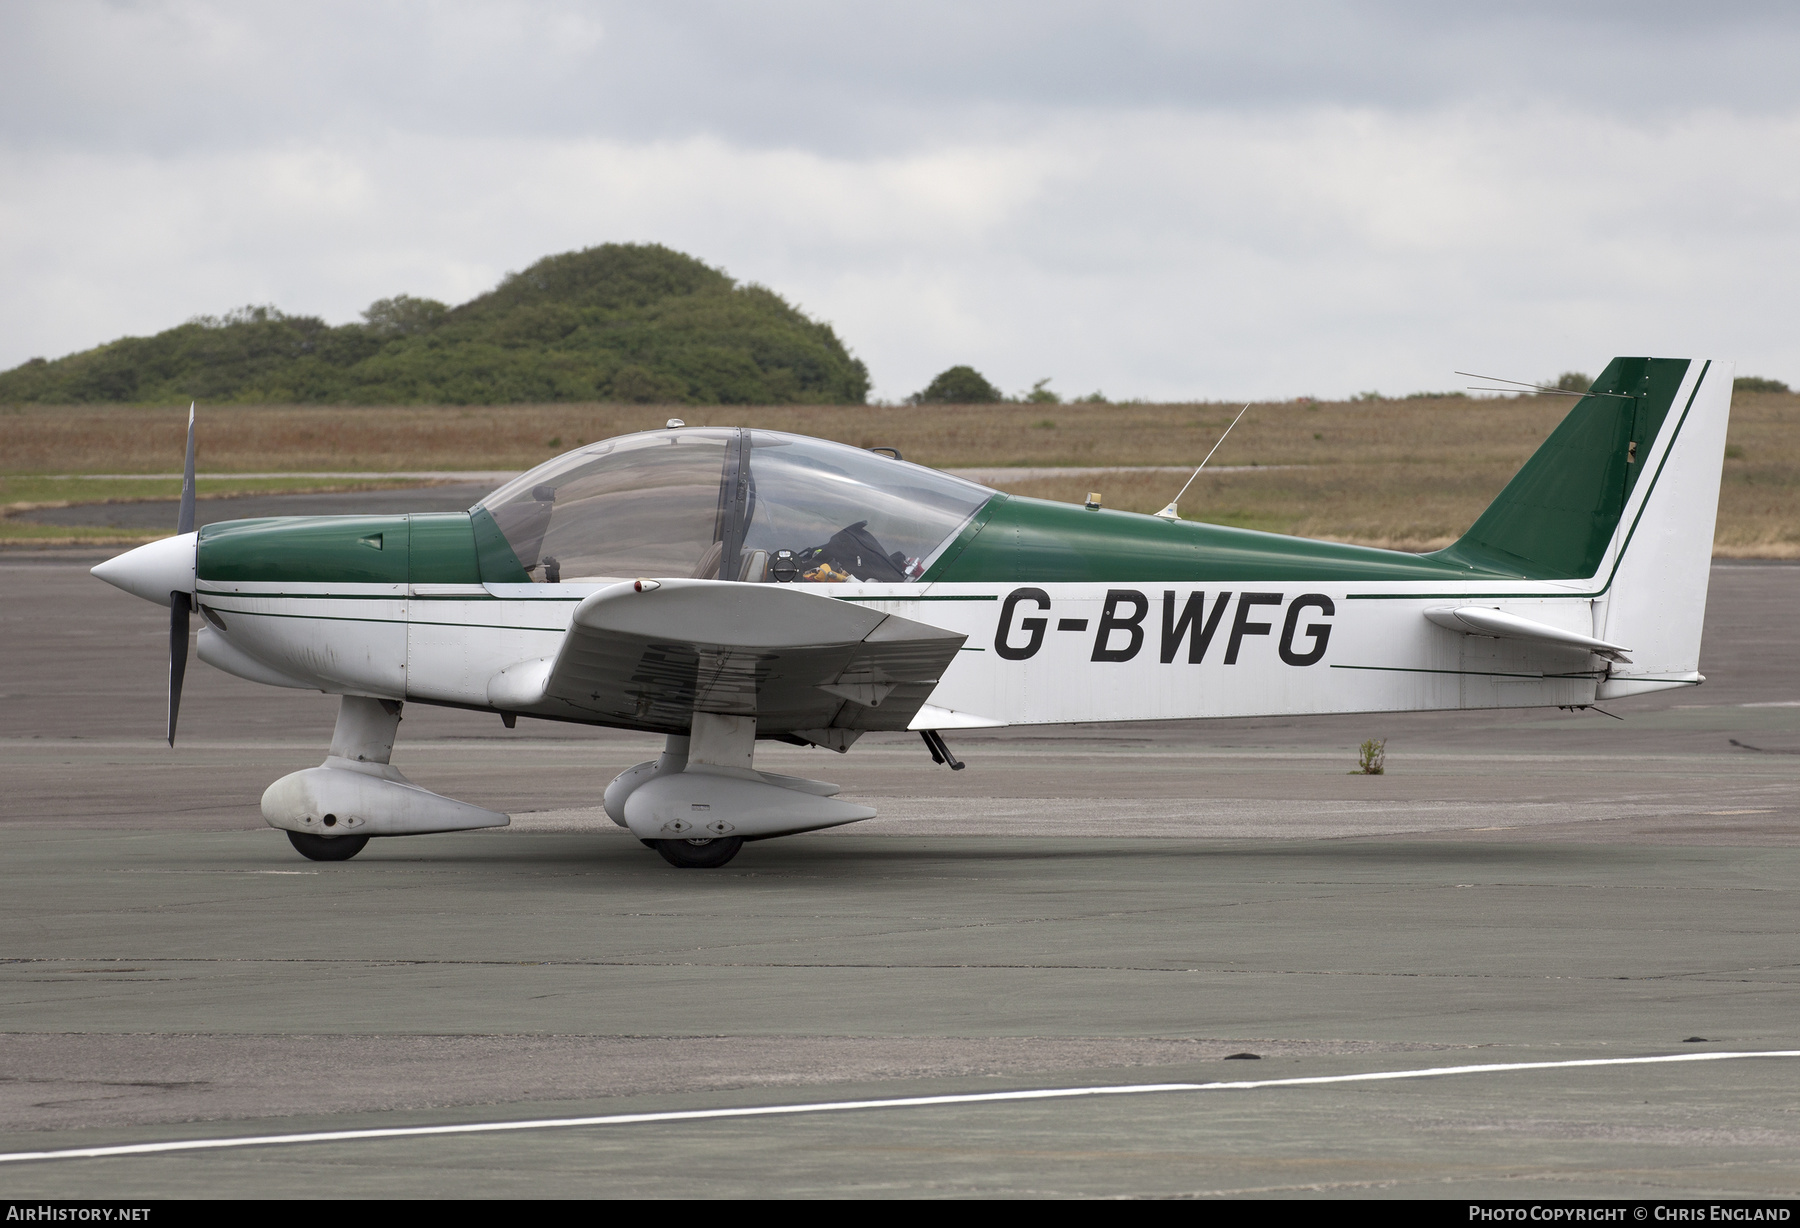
[911,365,1001,404]
[0,244,870,406]
[1734,376,1791,394]
[1353,738,1387,775]
[1545,371,1591,394]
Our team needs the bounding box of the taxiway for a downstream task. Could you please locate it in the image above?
[1,548,1796,1198]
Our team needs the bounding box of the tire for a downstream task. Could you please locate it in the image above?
[286,830,370,862]
[652,836,744,868]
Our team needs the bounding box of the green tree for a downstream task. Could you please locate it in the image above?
[911,365,1001,404]
[362,295,448,338]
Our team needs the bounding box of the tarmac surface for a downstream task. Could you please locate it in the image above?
[1,534,1797,1198]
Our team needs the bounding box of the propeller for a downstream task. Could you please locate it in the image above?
[168,403,196,746]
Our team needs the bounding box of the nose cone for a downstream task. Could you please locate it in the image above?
[91,532,198,606]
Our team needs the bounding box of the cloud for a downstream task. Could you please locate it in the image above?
[8,1,1799,155]
[3,1,1797,397]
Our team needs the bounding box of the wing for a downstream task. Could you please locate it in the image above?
[496,579,966,735]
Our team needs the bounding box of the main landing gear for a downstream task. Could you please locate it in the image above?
[607,718,970,870]
[648,836,746,869]
[603,714,880,869]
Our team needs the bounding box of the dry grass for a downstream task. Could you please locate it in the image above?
[0,476,438,545]
[0,397,1577,472]
[2,392,1794,554]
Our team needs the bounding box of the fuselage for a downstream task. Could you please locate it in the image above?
[189,496,1625,734]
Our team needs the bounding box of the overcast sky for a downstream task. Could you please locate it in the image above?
[2,1,1796,400]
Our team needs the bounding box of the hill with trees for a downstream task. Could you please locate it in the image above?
[0,244,870,405]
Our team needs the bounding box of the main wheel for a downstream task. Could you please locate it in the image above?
[286,830,370,862]
[652,836,744,868]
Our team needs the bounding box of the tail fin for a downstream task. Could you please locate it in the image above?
[1435,357,1732,696]
[1434,358,1699,578]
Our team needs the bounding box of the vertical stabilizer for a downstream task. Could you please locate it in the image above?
[1432,358,1694,578]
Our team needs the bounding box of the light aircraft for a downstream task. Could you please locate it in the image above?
[92,357,1731,867]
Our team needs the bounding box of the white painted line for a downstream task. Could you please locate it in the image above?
[2,1049,1795,1166]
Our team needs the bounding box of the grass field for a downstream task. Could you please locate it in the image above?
[3,392,1795,554]
[0,476,441,545]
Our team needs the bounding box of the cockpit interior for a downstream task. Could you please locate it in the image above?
[475,428,993,585]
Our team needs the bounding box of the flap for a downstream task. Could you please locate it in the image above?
[526,579,966,733]
[909,703,1008,730]
[1424,606,1633,664]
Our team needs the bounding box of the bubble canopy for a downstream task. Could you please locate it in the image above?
[474,429,994,584]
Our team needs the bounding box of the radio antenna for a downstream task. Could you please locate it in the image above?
[1453,371,1635,402]
[1154,401,1253,522]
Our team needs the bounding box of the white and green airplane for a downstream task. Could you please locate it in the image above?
[93,357,1731,867]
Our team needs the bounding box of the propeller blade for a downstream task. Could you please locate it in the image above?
[168,593,191,746]
[176,402,196,536]
[165,404,197,745]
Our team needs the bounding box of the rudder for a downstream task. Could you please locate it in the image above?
[1592,359,1732,697]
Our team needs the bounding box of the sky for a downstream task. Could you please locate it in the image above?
[2,1,1796,402]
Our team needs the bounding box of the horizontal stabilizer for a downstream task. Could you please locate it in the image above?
[1425,606,1632,664]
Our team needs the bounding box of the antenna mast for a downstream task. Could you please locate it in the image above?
[1454,371,1635,401]
[1154,401,1253,522]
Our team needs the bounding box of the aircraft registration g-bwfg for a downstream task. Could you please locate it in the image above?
[93,357,1731,868]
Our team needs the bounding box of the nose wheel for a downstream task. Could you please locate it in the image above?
[651,836,744,868]
[286,831,370,861]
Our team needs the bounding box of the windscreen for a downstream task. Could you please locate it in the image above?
[475,430,730,582]
[474,428,991,584]
[740,432,990,583]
